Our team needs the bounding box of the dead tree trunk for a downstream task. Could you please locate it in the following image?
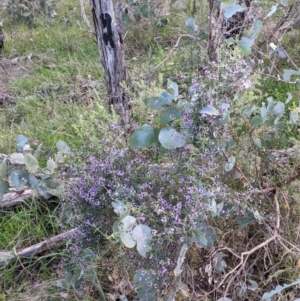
[90,0,130,125]
[207,0,224,63]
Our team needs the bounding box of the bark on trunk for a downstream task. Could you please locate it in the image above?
[90,0,130,125]
[207,0,224,63]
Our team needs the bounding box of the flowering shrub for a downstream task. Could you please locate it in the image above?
[61,51,300,300]
[61,120,240,296]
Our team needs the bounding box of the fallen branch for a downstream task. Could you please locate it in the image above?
[205,190,281,298]
[0,189,39,208]
[0,228,77,267]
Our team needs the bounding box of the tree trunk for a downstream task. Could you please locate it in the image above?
[207,0,223,63]
[90,0,130,125]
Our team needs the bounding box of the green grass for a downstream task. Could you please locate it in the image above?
[0,199,60,250]
[0,1,187,299]
[0,1,109,298]
[0,0,107,153]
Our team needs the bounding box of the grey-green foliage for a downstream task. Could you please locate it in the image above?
[0,134,69,200]
[4,0,56,26]
[59,249,106,300]
[130,79,186,150]
[112,200,152,257]
[262,278,300,301]
[133,269,159,301]
[122,0,168,28]
[241,95,297,144]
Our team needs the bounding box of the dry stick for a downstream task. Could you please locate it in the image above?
[269,1,295,39]
[220,149,251,186]
[78,0,94,34]
[207,190,280,298]
[0,228,77,267]
[254,2,298,73]
[252,187,276,194]
[0,190,39,208]
[278,236,300,254]
[136,34,200,81]
[257,1,295,49]
[12,247,34,277]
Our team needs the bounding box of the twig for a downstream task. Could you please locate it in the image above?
[278,236,300,254]
[221,149,251,186]
[207,190,280,298]
[251,187,276,194]
[257,1,295,49]
[78,0,94,34]
[0,228,77,267]
[222,231,278,298]
[274,190,280,229]
[136,34,201,80]
[0,190,39,208]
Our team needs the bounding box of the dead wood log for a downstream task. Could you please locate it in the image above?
[0,228,77,267]
[0,189,39,208]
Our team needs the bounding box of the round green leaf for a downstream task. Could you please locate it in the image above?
[199,105,220,116]
[65,267,84,290]
[56,140,71,154]
[265,4,278,19]
[248,20,262,40]
[260,104,267,119]
[133,269,158,288]
[242,104,256,117]
[276,121,285,131]
[24,153,39,174]
[17,135,28,152]
[221,1,245,18]
[122,215,136,231]
[225,156,235,172]
[223,4,244,19]
[132,224,152,257]
[272,102,285,116]
[129,125,159,148]
[158,127,186,149]
[120,216,137,248]
[178,99,191,111]
[253,138,262,148]
[47,158,58,173]
[0,160,8,177]
[120,232,136,248]
[167,79,179,101]
[9,170,29,188]
[266,117,275,126]
[0,179,8,199]
[144,90,172,110]
[33,143,43,159]
[29,174,39,190]
[192,221,216,248]
[186,17,198,32]
[189,230,208,247]
[236,215,255,227]
[251,116,263,127]
[283,69,300,82]
[290,110,298,124]
[236,37,253,56]
[112,200,129,217]
[160,108,181,125]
